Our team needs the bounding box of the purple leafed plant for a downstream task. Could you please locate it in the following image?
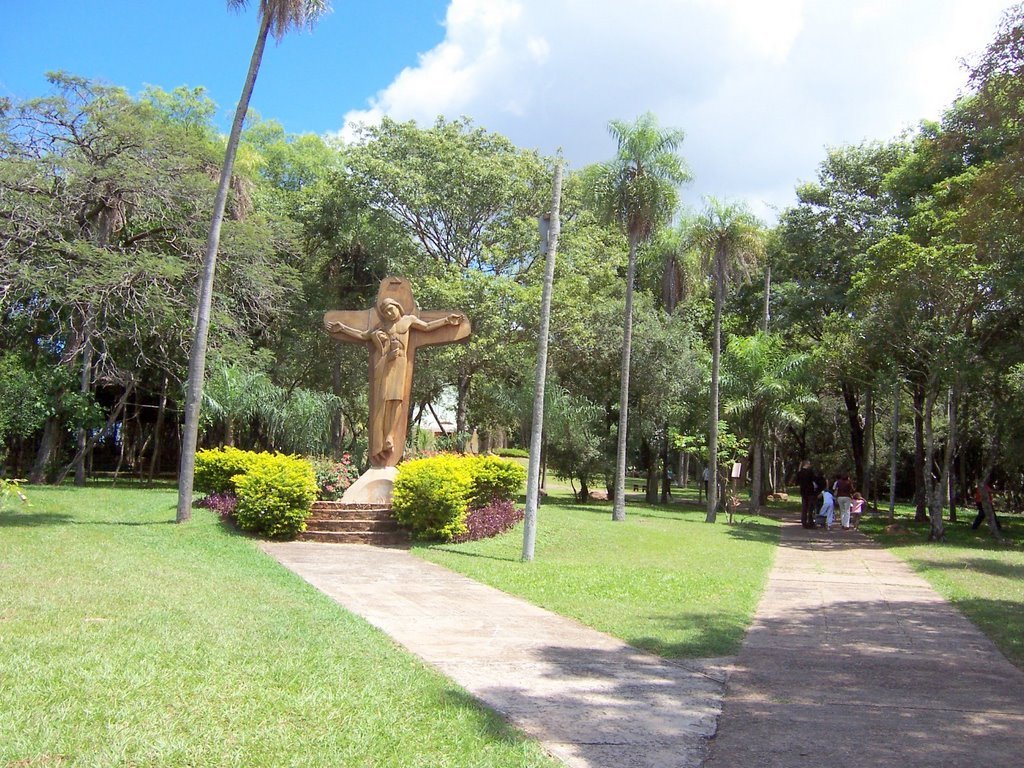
[454,499,524,543]
[194,492,239,521]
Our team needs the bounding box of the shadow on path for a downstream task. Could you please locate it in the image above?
[705,520,1024,768]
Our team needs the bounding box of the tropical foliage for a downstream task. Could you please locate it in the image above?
[3,7,1024,541]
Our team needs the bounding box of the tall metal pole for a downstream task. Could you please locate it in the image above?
[523,160,563,562]
[762,264,771,333]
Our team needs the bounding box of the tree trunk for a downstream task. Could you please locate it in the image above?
[945,384,959,522]
[706,254,725,523]
[29,416,61,484]
[748,434,763,515]
[523,160,561,561]
[888,379,900,521]
[923,385,945,542]
[55,385,134,486]
[177,10,273,523]
[147,375,169,483]
[74,311,94,486]
[862,388,873,499]
[913,382,927,522]
[455,370,472,438]
[643,437,658,504]
[612,230,641,522]
[113,405,129,485]
[660,425,671,503]
[841,382,865,489]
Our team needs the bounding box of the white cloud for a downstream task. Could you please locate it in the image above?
[337,0,1010,220]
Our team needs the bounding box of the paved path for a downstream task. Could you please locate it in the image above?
[264,520,1024,767]
[705,521,1024,767]
[262,542,728,768]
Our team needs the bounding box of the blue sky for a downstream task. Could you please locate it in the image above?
[2,1,1014,220]
[2,0,450,134]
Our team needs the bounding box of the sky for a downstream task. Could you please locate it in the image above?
[2,0,1014,221]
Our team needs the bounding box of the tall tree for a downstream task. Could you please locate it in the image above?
[589,112,690,521]
[722,332,812,514]
[344,116,551,440]
[177,0,331,522]
[686,199,764,523]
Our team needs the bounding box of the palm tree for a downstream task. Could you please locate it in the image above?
[177,0,331,523]
[686,198,764,523]
[590,112,690,521]
[722,332,812,515]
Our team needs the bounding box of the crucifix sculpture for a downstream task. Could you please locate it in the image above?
[324,276,472,469]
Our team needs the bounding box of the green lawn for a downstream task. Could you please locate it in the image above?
[859,507,1024,669]
[0,486,557,768]
[415,494,780,658]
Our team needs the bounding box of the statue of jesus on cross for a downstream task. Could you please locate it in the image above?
[324,276,472,468]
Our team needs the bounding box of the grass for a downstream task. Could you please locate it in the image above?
[414,492,780,658]
[859,505,1024,669]
[0,485,558,768]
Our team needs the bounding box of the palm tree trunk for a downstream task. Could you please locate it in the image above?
[177,10,273,523]
[706,250,725,523]
[612,230,640,521]
[523,160,562,561]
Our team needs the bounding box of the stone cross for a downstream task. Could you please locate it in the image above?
[324,276,471,469]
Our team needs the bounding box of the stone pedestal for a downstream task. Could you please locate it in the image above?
[340,466,399,506]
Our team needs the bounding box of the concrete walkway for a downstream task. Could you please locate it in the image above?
[705,521,1024,767]
[262,542,728,768]
[263,519,1024,767]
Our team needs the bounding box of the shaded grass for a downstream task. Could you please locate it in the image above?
[859,507,1024,669]
[414,495,779,658]
[0,486,557,768]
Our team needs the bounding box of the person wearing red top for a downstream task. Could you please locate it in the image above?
[972,483,1002,530]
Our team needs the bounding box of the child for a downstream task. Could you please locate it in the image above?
[849,492,865,529]
[817,488,836,531]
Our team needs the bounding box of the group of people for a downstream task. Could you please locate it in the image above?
[797,460,864,531]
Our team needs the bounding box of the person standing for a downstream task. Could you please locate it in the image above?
[835,472,855,529]
[971,483,1002,530]
[818,486,836,531]
[849,492,865,529]
[702,465,711,502]
[797,460,818,529]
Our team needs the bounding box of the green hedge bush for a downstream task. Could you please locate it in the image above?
[232,452,318,539]
[495,447,529,458]
[467,454,527,509]
[194,446,260,494]
[392,454,525,542]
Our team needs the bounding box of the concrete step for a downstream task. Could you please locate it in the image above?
[297,529,410,546]
[310,502,395,521]
[303,501,410,545]
[306,518,403,533]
